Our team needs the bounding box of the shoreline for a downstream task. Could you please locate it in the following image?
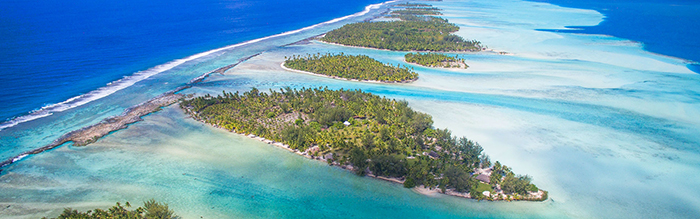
[280,62,418,84]
[0,0,398,132]
[186,112,459,197]
[403,59,469,69]
[0,0,546,203]
[0,52,268,173]
[184,106,545,202]
[0,0,397,173]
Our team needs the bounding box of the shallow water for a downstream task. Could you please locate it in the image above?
[529,0,700,65]
[2,0,700,218]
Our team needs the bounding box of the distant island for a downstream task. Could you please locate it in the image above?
[405,53,468,69]
[283,53,418,83]
[389,7,443,16]
[181,88,547,201]
[320,4,482,52]
[395,3,434,7]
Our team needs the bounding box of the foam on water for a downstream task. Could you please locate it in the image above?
[0,0,396,132]
[11,154,28,163]
[0,0,394,165]
[2,0,700,218]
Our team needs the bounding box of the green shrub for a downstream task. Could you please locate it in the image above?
[45,199,178,219]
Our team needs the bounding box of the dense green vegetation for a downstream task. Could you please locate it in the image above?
[405,53,468,68]
[320,19,480,51]
[283,53,417,82]
[396,3,433,7]
[385,14,448,23]
[390,8,442,16]
[320,3,481,52]
[475,182,494,193]
[44,199,177,219]
[390,4,443,16]
[181,87,542,199]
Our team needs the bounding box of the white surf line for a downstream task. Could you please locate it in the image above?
[0,0,397,132]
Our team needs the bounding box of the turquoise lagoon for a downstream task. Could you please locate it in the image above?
[2,0,700,218]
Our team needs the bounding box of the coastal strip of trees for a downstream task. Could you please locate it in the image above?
[405,53,468,68]
[320,18,481,52]
[43,199,177,219]
[284,53,418,82]
[181,87,544,200]
[390,4,443,16]
[320,3,482,52]
[390,8,443,16]
[396,3,433,7]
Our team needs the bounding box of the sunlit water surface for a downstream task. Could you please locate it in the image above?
[2,0,699,218]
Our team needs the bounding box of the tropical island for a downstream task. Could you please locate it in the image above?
[283,53,418,83]
[320,5,482,52]
[23,4,544,216]
[180,87,547,201]
[395,3,435,8]
[405,52,468,68]
[389,7,443,16]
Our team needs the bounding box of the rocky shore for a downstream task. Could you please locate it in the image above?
[64,92,184,146]
[0,92,183,173]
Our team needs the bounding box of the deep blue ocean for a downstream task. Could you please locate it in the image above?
[2,0,700,218]
[0,0,382,123]
[530,0,700,71]
[2,0,698,125]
